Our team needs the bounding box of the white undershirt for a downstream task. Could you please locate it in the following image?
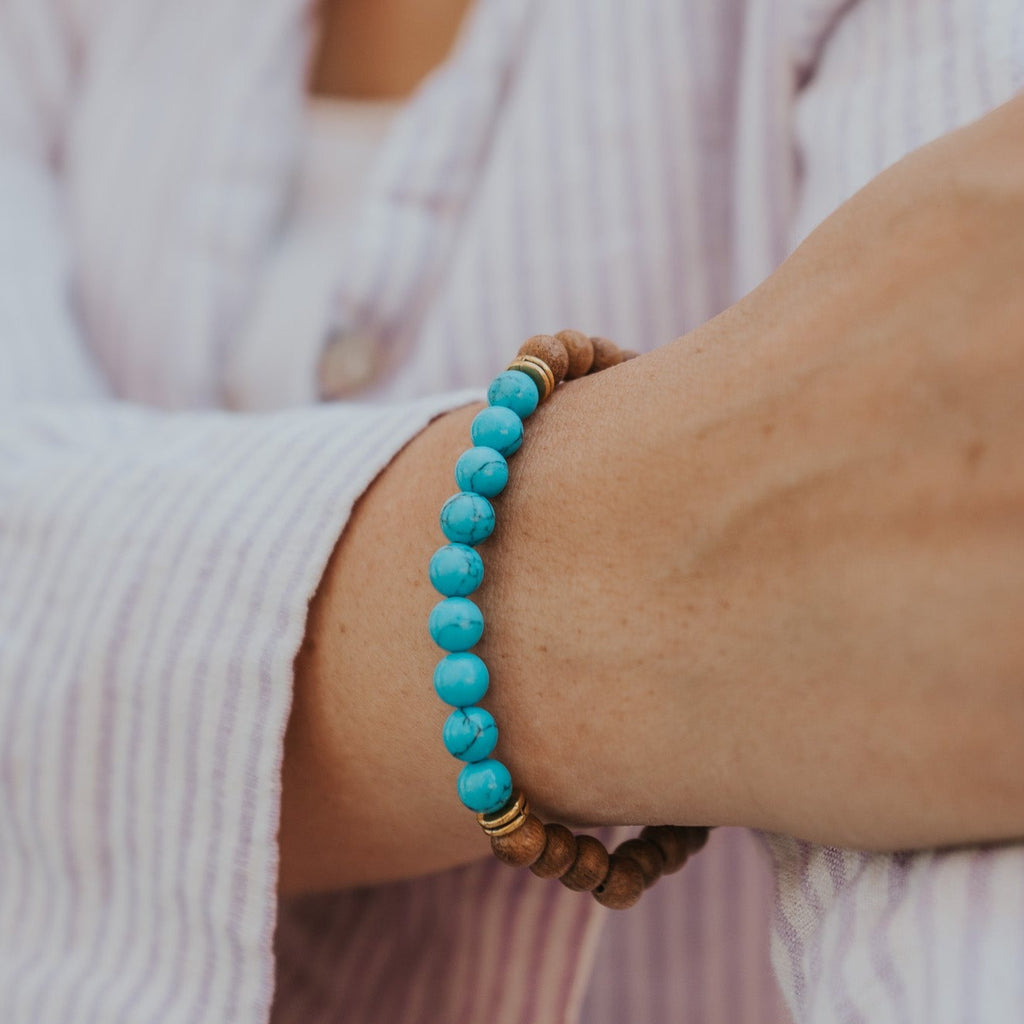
[235,96,402,405]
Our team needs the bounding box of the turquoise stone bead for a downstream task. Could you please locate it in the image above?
[433,652,489,706]
[443,706,498,762]
[455,446,508,498]
[470,406,523,457]
[429,543,484,597]
[487,370,539,419]
[457,758,513,813]
[439,491,495,546]
[428,597,484,651]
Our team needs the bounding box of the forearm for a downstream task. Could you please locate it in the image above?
[282,332,1022,892]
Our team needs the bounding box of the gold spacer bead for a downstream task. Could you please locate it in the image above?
[507,356,555,403]
[485,812,531,838]
[518,355,556,397]
[477,790,528,830]
[477,790,530,836]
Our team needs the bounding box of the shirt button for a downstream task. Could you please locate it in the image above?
[319,331,379,398]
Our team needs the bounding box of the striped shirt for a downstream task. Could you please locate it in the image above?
[1,0,1022,1021]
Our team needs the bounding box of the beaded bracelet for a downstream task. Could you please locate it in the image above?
[428,330,710,910]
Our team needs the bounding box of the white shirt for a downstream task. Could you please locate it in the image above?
[2,1,1023,1022]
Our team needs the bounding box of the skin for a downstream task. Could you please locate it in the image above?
[310,0,474,99]
[280,7,1024,895]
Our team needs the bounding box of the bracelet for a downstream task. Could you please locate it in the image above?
[428,330,709,910]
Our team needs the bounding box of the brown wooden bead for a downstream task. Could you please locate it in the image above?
[683,825,711,855]
[559,834,610,892]
[555,329,594,378]
[490,814,547,867]
[618,349,640,361]
[613,838,666,888]
[592,854,645,910]
[639,826,702,874]
[588,336,625,372]
[529,823,578,879]
[518,334,569,384]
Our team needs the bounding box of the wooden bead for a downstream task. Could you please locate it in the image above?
[555,329,594,378]
[592,854,645,910]
[613,838,666,888]
[530,823,578,879]
[683,825,711,855]
[639,826,701,874]
[618,349,640,361]
[588,336,625,372]
[518,334,569,384]
[559,834,610,892]
[490,813,547,867]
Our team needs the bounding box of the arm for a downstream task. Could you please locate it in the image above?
[282,92,1024,893]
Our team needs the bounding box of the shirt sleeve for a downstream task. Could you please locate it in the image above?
[0,5,476,1022]
[767,2,1024,1021]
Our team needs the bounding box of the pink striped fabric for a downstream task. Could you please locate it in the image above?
[1,0,1023,1022]
[581,829,790,1024]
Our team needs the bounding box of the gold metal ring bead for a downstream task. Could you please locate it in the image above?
[477,790,530,836]
[484,812,532,838]
[517,355,556,398]
[507,356,555,403]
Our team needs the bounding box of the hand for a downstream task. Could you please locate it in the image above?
[496,92,1024,843]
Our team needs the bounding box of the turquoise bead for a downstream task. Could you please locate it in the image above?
[455,446,508,498]
[429,543,484,597]
[433,652,489,706]
[443,706,498,762]
[457,758,513,813]
[440,491,495,546]
[470,406,523,457]
[487,370,539,419]
[428,597,484,651]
